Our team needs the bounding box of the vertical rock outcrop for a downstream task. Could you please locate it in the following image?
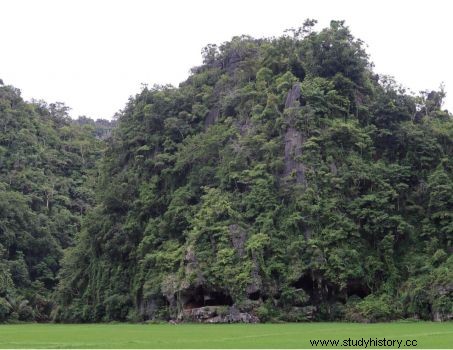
[285,83,301,109]
[283,83,307,186]
[228,224,247,257]
[205,107,220,128]
[228,224,262,298]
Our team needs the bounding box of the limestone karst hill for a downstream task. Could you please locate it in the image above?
[1,20,452,323]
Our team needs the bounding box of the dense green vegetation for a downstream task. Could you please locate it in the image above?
[55,20,453,323]
[73,116,117,140]
[1,322,453,348]
[0,85,102,321]
[1,20,452,324]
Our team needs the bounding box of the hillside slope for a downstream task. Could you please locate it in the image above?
[0,84,102,321]
[54,20,453,323]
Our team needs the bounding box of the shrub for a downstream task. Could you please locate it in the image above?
[104,294,132,321]
[0,298,11,322]
[345,294,397,322]
[255,305,270,322]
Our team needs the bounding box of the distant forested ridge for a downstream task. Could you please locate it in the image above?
[73,116,117,140]
[2,20,453,323]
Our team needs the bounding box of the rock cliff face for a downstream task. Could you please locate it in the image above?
[205,107,219,128]
[283,83,306,185]
[432,283,453,321]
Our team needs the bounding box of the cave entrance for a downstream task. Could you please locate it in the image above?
[248,290,261,301]
[183,287,233,309]
[346,280,370,299]
[183,286,204,309]
[204,291,233,306]
[293,273,314,295]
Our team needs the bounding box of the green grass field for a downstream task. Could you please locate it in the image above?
[0,322,452,349]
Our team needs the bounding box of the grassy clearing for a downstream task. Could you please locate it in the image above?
[0,322,452,348]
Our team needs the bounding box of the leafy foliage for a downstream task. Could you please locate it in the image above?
[0,84,102,322]
[56,20,452,323]
[3,20,453,323]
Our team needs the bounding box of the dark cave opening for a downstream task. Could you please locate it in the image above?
[204,291,234,306]
[183,287,233,308]
[248,290,261,301]
[183,286,204,309]
[346,280,371,299]
[293,273,314,295]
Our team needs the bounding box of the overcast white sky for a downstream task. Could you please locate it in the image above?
[1,0,452,120]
